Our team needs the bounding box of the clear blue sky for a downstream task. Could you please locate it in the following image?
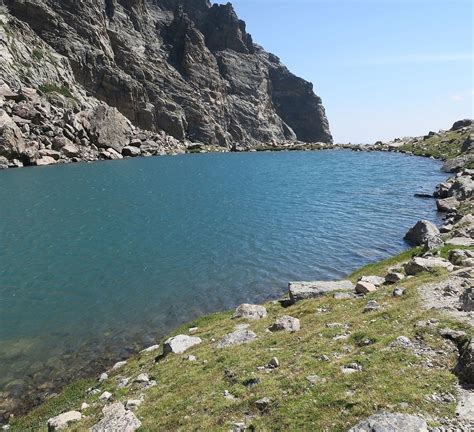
[229,0,473,143]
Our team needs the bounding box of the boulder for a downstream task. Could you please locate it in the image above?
[288,280,354,303]
[348,412,428,432]
[122,146,141,157]
[456,339,474,385]
[442,155,472,173]
[404,257,454,275]
[392,287,405,297]
[255,397,271,412]
[0,156,9,169]
[47,411,82,431]
[461,287,474,312]
[36,156,57,166]
[448,249,474,267]
[385,272,405,284]
[90,402,141,432]
[446,237,474,247]
[163,335,202,354]
[448,176,474,200]
[451,119,472,130]
[433,182,451,198]
[88,106,132,153]
[364,300,381,313]
[217,329,257,348]
[462,136,473,153]
[359,275,385,286]
[0,110,26,159]
[436,197,459,212]
[61,144,81,158]
[403,220,440,247]
[232,304,267,320]
[268,315,300,332]
[355,281,377,295]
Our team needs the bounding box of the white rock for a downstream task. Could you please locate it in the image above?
[355,281,377,295]
[112,361,127,370]
[134,373,149,384]
[80,402,89,411]
[188,327,199,334]
[140,344,160,354]
[99,391,112,401]
[99,373,108,382]
[359,275,386,286]
[233,304,267,320]
[405,257,454,275]
[269,315,300,332]
[186,355,197,362]
[90,402,141,432]
[125,399,142,411]
[217,329,257,348]
[163,335,202,354]
[289,280,354,303]
[47,411,82,431]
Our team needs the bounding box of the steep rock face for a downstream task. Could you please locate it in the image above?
[2,0,331,151]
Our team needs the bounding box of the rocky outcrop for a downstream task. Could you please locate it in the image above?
[0,0,332,168]
[404,220,442,248]
[288,280,354,303]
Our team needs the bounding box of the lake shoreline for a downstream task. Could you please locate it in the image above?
[1,136,473,428]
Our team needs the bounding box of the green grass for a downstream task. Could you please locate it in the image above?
[400,130,470,161]
[38,83,74,99]
[32,48,44,61]
[11,251,469,431]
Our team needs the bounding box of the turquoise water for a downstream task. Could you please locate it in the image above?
[0,150,445,411]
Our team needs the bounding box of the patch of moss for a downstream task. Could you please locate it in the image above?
[32,48,44,61]
[38,83,74,99]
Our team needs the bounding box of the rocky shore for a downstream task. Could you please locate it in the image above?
[3,128,473,431]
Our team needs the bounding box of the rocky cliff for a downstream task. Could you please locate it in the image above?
[0,0,332,167]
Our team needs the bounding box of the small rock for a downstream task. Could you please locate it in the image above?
[461,287,474,312]
[359,275,386,286]
[390,336,412,348]
[392,287,405,297]
[364,300,381,313]
[186,355,197,362]
[269,315,300,332]
[306,375,325,385]
[122,145,141,157]
[385,272,405,284]
[355,281,377,295]
[255,397,271,412]
[47,411,82,431]
[134,373,149,384]
[118,378,129,388]
[267,357,280,369]
[140,344,160,354]
[188,327,199,334]
[233,304,267,320]
[99,391,112,401]
[80,402,89,411]
[217,329,257,348]
[341,363,362,374]
[99,373,108,382]
[333,292,355,299]
[232,423,246,432]
[125,400,142,411]
[163,335,202,354]
[223,390,236,401]
[112,361,127,371]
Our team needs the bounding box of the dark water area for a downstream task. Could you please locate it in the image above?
[0,150,446,415]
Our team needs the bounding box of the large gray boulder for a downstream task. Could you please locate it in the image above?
[268,315,300,332]
[47,411,82,431]
[456,339,474,385]
[404,257,454,275]
[0,109,25,159]
[448,176,474,201]
[233,304,267,320]
[348,412,428,432]
[451,119,472,130]
[163,334,202,354]
[90,403,141,432]
[289,280,354,303]
[217,329,257,348]
[403,220,440,247]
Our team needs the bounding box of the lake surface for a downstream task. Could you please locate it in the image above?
[0,150,446,413]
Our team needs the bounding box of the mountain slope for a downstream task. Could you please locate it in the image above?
[0,0,331,167]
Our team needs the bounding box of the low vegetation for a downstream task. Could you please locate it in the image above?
[38,83,74,100]
[11,246,473,431]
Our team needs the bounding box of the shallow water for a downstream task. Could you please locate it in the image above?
[0,150,446,411]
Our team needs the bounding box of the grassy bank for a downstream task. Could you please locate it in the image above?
[10,245,473,431]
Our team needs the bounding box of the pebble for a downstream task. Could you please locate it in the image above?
[99,372,108,382]
[99,391,112,401]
